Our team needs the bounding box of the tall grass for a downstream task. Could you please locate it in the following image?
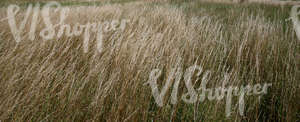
[0,1,298,121]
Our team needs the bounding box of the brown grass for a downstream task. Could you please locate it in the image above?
[0,1,298,121]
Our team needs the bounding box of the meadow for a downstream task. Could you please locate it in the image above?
[0,0,299,121]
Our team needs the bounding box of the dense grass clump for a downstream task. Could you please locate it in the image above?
[0,1,298,121]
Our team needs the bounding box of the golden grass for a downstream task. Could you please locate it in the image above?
[0,1,298,121]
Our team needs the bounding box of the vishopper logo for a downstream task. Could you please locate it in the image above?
[144,65,272,117]
[3,1,130,53]
[290,5,300,41]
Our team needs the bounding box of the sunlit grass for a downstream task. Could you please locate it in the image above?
[0,0,298,121]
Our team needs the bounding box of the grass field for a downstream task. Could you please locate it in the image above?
[0,0,299,121]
